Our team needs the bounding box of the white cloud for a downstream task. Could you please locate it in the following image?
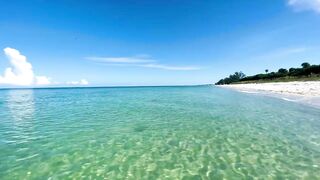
[87,55,200,71]
[288,0,320,13]
[86,56,155,63]
[139,64,200,71]
[80,79,89,85]
[67,79,89,85]
[0,47,35,85]
[66,81,79,85]
[0,47,88,86]
[35,76,51,85]
[0,47,51,86]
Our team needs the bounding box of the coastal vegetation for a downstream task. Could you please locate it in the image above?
[215,62,320,85]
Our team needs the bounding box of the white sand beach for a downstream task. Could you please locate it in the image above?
[219,81,320,108]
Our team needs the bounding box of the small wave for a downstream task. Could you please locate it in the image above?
[240,90,259,94]
[281,97,298,102]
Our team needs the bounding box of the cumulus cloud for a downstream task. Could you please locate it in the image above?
[0,47,89,86]
[0,47,48,86]
[288,0,320,13]
[87,55,200,71]
[0,47,35,85]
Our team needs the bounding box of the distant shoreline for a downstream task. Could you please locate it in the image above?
[215,63,320,85]
[231,77,320,84]
[218,81,320,108]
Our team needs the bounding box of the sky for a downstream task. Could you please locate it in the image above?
[0,0,320,87]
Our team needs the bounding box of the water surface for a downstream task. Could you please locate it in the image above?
[0,86,320,179]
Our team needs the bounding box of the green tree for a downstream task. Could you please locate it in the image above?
[234,71,246,79]
[215,71,246,85]
[301,62,311,69]
[278,68,288,74]
[216,62,320,85]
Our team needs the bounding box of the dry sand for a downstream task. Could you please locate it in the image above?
[219,81,320,108]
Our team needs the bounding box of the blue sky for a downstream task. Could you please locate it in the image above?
[0,0,320,87]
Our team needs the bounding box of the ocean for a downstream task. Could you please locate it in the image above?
[0,86,319,179]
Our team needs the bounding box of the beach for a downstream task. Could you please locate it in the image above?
[219,81,320,108]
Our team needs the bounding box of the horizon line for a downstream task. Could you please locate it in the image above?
[0,84,213,90]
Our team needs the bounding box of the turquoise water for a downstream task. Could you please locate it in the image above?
[0,86,320,179]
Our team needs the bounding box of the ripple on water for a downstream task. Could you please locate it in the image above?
[0,87,320,179]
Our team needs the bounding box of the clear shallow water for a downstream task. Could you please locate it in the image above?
[0,86,320,179]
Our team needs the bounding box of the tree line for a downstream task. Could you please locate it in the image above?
[215,62,320,85]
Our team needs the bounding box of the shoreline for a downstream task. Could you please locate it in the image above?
[218,81,320,109]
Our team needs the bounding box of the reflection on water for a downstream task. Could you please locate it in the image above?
[6,89,35,122]
[5,90,36,144]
